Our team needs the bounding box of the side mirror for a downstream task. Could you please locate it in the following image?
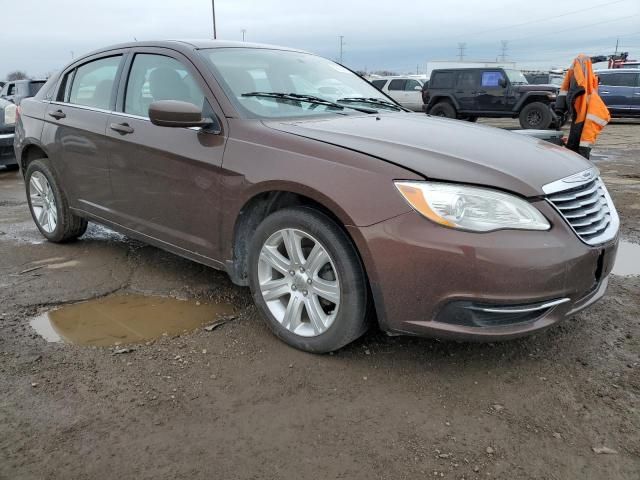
[414,85,422,91]
[149,100,220,133]
[499,78,508,88]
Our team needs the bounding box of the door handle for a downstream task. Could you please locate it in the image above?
[110,122,134,135]
[634,92,640,95]
[48,110,66,120]
[477,90,487,94]
[600,91,610,94]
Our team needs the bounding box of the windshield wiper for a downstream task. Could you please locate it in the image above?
[241,92,377,114]
[337,97,408,112]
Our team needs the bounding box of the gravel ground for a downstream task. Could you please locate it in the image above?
[1,120,638,480]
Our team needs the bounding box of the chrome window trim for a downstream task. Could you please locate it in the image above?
[0,133,15,140]
[49,101,113,115]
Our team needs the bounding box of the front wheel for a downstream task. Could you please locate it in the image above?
[519,102,553,129]
[248,207,369,353]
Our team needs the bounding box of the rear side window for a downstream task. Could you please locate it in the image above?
[388,79,406,91]
[68,56,122,110]
[430,72,454,88]
[28,81,46,96]
[457,71,476,88]
[599,73,638,87]
[481,71,504,87]
[124,54,206,118]
[370,79,386,90]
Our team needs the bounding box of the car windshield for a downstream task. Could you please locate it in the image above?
[199,48,399,118]
[504,70,529,85]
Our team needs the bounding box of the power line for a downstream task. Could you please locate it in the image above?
[510,13,640,42]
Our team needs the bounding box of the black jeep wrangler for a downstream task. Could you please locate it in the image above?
[423,68,560,129]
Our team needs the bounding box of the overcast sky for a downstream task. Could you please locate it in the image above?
[1,0,639,79]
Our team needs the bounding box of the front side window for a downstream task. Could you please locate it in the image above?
[199,48,396,118]
[404,79,422,91]
[370,79,386,90]
[125,54,206,118]
[68,56,122,109]
[599,73,637,87]
[481,71,505,87]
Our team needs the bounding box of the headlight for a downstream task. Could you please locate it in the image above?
[394,181,550,232]
[3,104,17,126]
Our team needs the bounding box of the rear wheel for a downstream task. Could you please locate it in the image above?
[430,101,456,119]
[25,159,88,242]
[519,102,552,129]
[248,207,368,353]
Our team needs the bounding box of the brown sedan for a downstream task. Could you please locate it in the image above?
[14,40,619,352]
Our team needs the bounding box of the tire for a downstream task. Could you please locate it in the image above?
[25,159,88,242]
[248,206,369,353]
[430,101,456,119]
[519,102,552,129]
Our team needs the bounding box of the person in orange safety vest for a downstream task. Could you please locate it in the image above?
[554,54,610,159]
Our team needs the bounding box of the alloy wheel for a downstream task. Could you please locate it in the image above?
[258,228,340,337]
[29,171,58,233]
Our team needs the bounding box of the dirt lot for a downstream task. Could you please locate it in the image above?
[1,120,639,480]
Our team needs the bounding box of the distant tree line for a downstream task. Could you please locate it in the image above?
[6,71,29,81]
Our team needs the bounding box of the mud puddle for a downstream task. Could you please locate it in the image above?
[612,240,640,277]
[30,293,235,346]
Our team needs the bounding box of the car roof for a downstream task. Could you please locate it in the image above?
[78,39,310,61]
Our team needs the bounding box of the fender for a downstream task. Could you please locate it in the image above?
[512,91,555,112]
[427,94,461,112]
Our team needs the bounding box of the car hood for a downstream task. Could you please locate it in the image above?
[264,113,591,197]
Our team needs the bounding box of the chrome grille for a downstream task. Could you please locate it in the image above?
[546,175,618,246]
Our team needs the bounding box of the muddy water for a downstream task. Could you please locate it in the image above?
[30,294,235,346]
[612,240,640,277]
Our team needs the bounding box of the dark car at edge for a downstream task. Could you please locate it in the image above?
[14,40,619,352]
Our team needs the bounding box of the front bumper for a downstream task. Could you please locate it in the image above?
[349,200,618,341]
[0,131,17,166]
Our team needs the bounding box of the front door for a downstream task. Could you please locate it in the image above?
[598,72,636,114]
[41,54,125,216]
[475,71,508,111]
[104,50,227,260]
[402,79,424,111]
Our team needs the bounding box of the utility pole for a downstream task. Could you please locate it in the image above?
[499,40,508,62]
[241,29,246,42]
[457,43,466,61]
[211,0,217,39]
[614,38,619,55]
[339,36,345,64]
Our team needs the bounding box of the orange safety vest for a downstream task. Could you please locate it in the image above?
[558,54,611,147]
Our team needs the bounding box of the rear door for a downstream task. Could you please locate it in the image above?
[598,72,635,114]
[41,52,126,216]
[104,48,227,259]
[386,79,407,106]
[629,72,640,114]
[454,70,477,112]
